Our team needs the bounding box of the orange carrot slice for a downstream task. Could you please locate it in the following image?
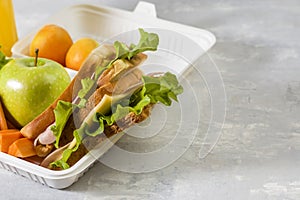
[0,129,22,153]
[0,101,8,130]
[8,138,36,158]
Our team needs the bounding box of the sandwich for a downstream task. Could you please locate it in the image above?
[20,29,183,170]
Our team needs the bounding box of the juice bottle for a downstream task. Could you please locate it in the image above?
[0,0,18,57]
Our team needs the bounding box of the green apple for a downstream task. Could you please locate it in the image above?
[0,57,71,127]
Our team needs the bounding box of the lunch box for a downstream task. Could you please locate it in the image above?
[0,1,216,189]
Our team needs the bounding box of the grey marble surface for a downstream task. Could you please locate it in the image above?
[0,0,299,199]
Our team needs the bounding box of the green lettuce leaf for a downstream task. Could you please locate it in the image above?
[95,66,108,80]
[139,72,183,106]
[127,28,159,59]
[76,66,107,108]
[50,101,74,148]
[108,28,159,67]
[0,50,11,70]
[50,149,72,169]
[77,77,96,108]
[50,124,86,169]
[105,94,151,125]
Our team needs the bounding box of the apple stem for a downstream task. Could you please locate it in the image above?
[34,48,39,67]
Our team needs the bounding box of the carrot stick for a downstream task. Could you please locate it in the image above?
[0,129,22,153]
[8,138,36,158]
[0,101,8,130]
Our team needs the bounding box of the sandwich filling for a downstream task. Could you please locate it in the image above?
[35,29,183,169]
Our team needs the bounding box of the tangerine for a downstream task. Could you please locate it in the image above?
[65,38,99,71]
[29,24,73,66]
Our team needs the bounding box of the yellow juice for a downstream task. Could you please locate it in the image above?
[0,0,18,57]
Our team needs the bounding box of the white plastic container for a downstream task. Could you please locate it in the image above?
[1,1,216,189]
